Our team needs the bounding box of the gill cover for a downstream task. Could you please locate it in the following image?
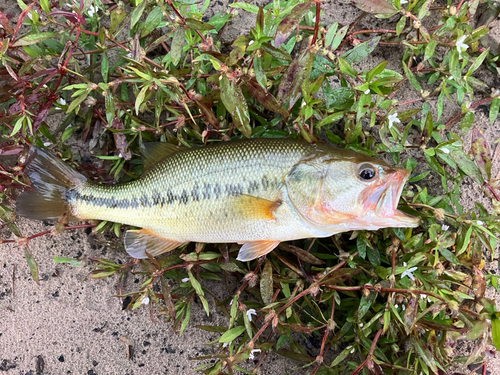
[285,158,353,226]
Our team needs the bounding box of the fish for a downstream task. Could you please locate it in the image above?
[16,138,419,261]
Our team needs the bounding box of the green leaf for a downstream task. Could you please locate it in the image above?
[40,0,50,14]
[470,126,492,179]
[342,37,381,64]
[185,17,215,31]
[402,63,422,92]
[366,61,387,82]
[260,259,273,305]
[490,97,500,125]
[338,57,357,78]
[131,0,146,29]
[460,111,474,134]
[274,2,311,47]
[330,25,348,51]
[52,256,83,267]
[61,125,75,143]
[220,76,251,137]
[325,23,338,47]
[110,8,127,33]
[219,325,246,343]
[424,40,437,61]
[466,48,489,77]
[352,0,397,17]
[492,315,500,351]
[396,16,406,36]
[277,50,313,110]
[171,28,185,67]
[141,6,163,37]
[25,246,39,284]
[316,112,344,128]
[228,3,260,13]
[101,52,109,83]
[135,85,148,115]
[13,32,60,47]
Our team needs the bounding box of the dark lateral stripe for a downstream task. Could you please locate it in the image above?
[70,176,282,209]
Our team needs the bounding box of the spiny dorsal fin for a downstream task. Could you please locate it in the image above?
[124,229,185,258]
[236,240,280,261]
[231,195,281,221]
[141,142,183,173]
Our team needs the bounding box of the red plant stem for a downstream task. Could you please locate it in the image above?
[351,29,397,36]
[349,328,383,375]
[311,0,321,45]
[445,97,496,129]
[398,98,423,106]
[1,223,96,244]
[487,184,500,201]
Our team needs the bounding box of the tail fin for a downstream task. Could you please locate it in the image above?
[16,147,87,220]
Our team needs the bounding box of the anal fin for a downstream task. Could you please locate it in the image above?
[236,240,280,262]
[124,229,185,259]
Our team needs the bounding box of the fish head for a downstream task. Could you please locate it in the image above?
[286,149,419,232]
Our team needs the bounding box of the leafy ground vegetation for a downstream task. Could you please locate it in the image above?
[1,0,500,374]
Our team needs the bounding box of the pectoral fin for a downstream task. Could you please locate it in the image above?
[236,240,280,261]
[232,195,281,221]
[124,229,185,258]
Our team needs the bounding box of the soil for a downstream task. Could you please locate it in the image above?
[1,0,500,374]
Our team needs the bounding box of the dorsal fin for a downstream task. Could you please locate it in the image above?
[141,142,183,173]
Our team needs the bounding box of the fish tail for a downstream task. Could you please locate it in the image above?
[16,147,87,220]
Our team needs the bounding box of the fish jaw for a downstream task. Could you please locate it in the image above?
[358,168,419,229]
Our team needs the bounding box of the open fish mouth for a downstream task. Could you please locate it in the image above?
[360,168,419,228]
[375,169,419,227]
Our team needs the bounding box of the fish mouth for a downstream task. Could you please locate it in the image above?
[362,169,420,228]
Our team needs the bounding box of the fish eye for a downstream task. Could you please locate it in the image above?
[358,164,377,182]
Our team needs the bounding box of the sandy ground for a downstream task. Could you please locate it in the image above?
[1,0,500,374]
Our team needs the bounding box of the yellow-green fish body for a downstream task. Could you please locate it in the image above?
[17,139,419,261]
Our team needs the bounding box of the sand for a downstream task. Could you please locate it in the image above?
[1,0,500,374]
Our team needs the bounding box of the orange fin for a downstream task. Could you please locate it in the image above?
[124,229,185,259]
[232,195,281,221]
[236,240,280,262]
[141,142,183,173]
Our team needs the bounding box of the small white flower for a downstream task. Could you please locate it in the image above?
[448,76,454,81]
[441,224,450,231]
[440,147,450,154]
[248,40,254,46]
[401,262,418,281]
[58,97,66,105]
[400,0,408,4]
[388,112,401,128]
[402,304,406,311]
[312,16,316,23]
[181,277,189,283]
[477,220,484,226]
[359,323,363,327]
[455,35,468,55]
[27,11,34,20]
[87,4,98,17]
[141,296,150,305]
[350,348,355,354]
[43,142,52,147]
[223,342,230,348]
[246,309,257,322]
[364,89,370,95]
[249,348,261,360]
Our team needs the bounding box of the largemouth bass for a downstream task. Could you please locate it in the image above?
[16,138,419,261]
